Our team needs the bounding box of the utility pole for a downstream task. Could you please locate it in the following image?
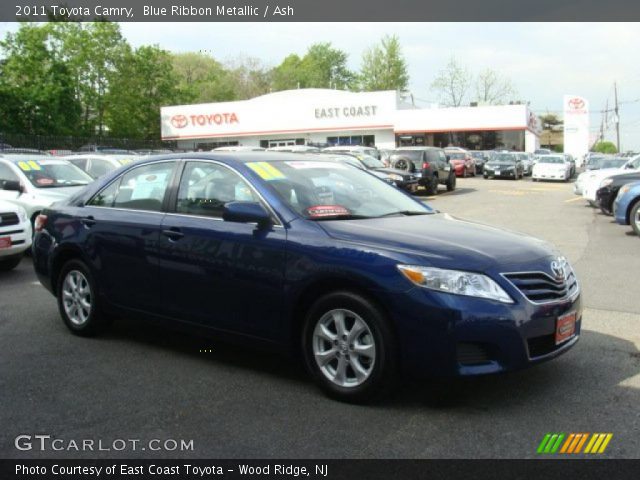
[614,82,620,152]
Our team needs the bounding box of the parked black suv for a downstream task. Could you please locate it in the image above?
[389,147,456,195]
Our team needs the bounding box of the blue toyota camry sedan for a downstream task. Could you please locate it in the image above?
[32,153,581,402]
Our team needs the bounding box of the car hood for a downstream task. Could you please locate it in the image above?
[486,162,516,168]
[583,167,626,186]
[30,186,87,203]
[0,199,25,214]
[607,170,640,186]
[318,213,556,272]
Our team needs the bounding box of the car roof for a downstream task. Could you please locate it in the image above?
[391,146,441,151]
[137,151,340,165]
[0,154,61,163]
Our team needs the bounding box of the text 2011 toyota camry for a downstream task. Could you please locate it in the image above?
[32,153,581,402]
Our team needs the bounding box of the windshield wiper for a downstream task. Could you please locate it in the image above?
[377,210,432,218]
[310,214,373,221]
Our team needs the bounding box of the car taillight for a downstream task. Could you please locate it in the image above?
[34,214,47,232]
[422,162,430,169]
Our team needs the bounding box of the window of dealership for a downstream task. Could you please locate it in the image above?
[161,89,540,152]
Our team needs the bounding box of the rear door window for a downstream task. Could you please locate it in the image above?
[112,162,175,212]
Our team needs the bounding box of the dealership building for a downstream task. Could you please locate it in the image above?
[160,89,541,152]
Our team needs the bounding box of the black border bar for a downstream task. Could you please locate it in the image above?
[3,459,640,480]
[2,0,640,22]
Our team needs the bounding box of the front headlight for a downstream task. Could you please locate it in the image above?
[397,265,513,303]
[17,208,28,223]
[600,178,614,188]
[388,174,403,182]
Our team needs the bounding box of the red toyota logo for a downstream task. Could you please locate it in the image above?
[568,98,585,110]
[171,115,188,129]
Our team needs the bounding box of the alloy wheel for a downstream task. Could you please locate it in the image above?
[312,309,376,388]
[62,270,92,325]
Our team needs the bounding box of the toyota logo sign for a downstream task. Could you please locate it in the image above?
[567,98,585,110]
[550,259,566,281]
[171,115,188,129]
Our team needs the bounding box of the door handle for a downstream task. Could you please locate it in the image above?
[162,228,184,241]
[80,216,96,228]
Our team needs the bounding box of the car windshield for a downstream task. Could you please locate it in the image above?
[600,158,627,169]
[470,152,484,159]
[356,155,385,169]
[538,156,565,164]
[491,154,516,163]
[447,153,466,160]
[247,160,432,220]
[13,160,93,188]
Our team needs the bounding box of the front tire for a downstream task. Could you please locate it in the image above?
[302,291,397,403]
[57,259,110,336]
[631,200,640,236]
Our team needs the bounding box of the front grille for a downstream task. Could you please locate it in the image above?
[503,269,578,303]
[457,342,494,365]
[0,212,19,227]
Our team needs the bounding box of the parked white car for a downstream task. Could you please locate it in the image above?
[62,154,135,179]
[574,157,628,195]
[582,155,640,205]
[212,146,265,152]
[322,145,380,159]
[0,199,32,271]
[532,155,570,181]
[0,155,93,226]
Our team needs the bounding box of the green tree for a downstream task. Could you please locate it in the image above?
[48,22,129,136]
[271,54,303,91]
[171,52,236,103]
[593,141,618,154]
[105,46,185,139]
[430,57,473,107]
[271,43,355,91]
[359,35,409,91]
[0,23,81,135]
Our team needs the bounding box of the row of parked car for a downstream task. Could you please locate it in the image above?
[574,154,640,236]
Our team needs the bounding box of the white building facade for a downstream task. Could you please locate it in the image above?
[161,89,541,152]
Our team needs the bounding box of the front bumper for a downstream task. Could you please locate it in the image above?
[398,179,419,193]
[386,285,582,378]
[533,172,566,180]
[0,221,32,258]
[596,186,616,213]
[484,169,516,178]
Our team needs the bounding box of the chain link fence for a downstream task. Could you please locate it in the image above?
[0,132,177,152]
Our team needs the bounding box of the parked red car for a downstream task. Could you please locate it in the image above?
[445,150,476,177]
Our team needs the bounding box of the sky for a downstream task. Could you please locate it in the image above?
[1,22,639,150]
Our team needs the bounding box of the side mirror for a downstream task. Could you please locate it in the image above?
[223,201,272,228]
[445,154,451,161]
[2,180,23,193]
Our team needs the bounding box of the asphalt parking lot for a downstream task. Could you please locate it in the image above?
[1,175,639,459]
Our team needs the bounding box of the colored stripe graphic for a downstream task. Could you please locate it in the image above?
[537,433,565,454]
[539,433,612,454]
[585,433,613,454]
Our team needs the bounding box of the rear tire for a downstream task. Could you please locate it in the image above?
[301,291,398,403]
[425,175,438,195]
[446,173,456,192]
[57,259,110,336]
[0,254,22,271]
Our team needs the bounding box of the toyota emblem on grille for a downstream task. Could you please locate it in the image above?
[550,259,565,281]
